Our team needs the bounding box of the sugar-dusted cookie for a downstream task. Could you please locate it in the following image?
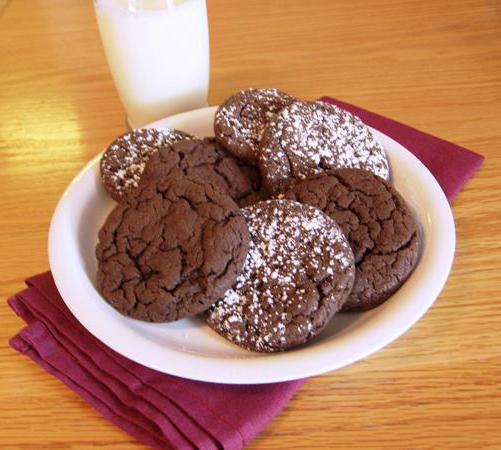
[100,128,192,201]
[214,88,296,164]
[207,199,355,352]
[259,101,390,194]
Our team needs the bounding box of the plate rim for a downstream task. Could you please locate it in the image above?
[48,106,456,384]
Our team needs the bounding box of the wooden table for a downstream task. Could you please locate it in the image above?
[1,0,500,448]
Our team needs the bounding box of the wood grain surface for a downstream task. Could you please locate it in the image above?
[1,0,500,448]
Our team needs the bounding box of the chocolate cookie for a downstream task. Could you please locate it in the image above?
[214,88,296,165]
[140,137,268,207]
[258,101,390,195]
[100,128,192,202]
[206,199,355,352]
[96,175,250,322]
[282,168,419,311]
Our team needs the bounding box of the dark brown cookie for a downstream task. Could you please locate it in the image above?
[140,137,268,207]
[258,101,390,195]
[206,199,355,352]
[281,168,419,311]
[214,88,296,165]
[100,128,192,202]
[96,175,250,322]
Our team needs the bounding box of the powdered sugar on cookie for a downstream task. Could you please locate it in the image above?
[207,199,355,352]
[258,101,390,194]
[214,88,296,164]
[100,128,192,201]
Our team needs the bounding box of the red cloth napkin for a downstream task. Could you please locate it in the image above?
[8,97,484,449]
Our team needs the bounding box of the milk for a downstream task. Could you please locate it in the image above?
[94,0,209,127]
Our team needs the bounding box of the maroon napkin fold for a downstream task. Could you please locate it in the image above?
[8,97,484,449]
[9,275,304,450]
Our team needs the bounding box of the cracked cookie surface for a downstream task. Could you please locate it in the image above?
[258,101,390,194]
[206,199,355,352]
[140,137,268,207]
[100,128,192,202]
[282,168,419,311]
[214,88,296,165]
[96,175,250,322]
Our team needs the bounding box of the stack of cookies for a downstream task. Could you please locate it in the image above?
[96,88,420,353]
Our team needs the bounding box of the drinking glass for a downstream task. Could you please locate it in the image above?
[94,0,210,128]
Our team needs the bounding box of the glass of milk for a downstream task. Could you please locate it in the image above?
[94,0,210,128]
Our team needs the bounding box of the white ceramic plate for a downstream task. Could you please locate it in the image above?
[49,106,455,384]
